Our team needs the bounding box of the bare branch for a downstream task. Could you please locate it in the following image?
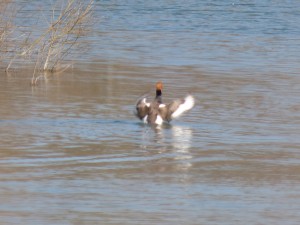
[4,0,94,74]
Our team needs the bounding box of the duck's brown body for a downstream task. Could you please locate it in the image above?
[135,82,194,125]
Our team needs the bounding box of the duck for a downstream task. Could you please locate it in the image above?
[135,82,195,125]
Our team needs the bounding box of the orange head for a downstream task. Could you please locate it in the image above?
[156,81,163,91]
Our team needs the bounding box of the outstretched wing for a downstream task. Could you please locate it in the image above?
[135,97,150,120]
[159,95,195,122]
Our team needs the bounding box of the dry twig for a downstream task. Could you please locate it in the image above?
[5,0,94,79]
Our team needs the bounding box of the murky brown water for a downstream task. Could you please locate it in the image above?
[1,62,300,224]
[1,0,300,224]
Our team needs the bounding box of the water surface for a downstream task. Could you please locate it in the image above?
[1,1,300,224]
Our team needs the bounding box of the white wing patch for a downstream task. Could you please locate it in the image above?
[155,115,163,125]
[142,98,151,107]
[143,115,148,124]
[171,95,195,119]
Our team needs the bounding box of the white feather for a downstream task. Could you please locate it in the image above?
[171,95,195,119]
[143,115,148,123]
[155,115,163,125]
[142,98,151,107]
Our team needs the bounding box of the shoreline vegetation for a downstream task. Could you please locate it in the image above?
[0,0,94,85]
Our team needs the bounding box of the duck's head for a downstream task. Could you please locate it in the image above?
[156,81,163,91]
[155,81,163,100]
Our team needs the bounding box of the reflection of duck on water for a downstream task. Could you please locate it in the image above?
[135,82,195,125]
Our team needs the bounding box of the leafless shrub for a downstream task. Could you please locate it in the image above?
[5,0,94,83]
[0,1,17,65]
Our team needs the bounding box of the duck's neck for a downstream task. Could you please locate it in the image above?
[156,89,162,103]
[156,89,162,97]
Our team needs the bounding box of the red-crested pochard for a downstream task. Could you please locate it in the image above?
[135,82,195,125]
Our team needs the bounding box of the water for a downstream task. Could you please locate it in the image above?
[94,0,300,73]
[1,1,300,224]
